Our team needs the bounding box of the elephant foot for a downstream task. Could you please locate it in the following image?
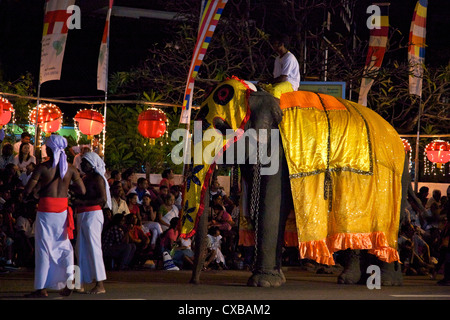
[379,261,403,286]
[247,269,286,287]
[337,249,362,285]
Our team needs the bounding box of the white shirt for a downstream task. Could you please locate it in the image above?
[273,51,300,91]
[13,155,36,172]
[111,197,130,215]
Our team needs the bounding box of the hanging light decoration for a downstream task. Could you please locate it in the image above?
[137,108,167,144]
[0,97,15,126]
[401,138,412,172]
[73,109,105,140]
[424,139,450,175]
[29,103,62,134]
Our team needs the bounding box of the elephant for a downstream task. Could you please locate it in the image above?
[179,77,420,287]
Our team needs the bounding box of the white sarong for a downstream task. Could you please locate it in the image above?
[34,210,74,290]
[76,209,107,283]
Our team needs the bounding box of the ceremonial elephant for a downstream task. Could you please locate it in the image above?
[179,77,414,287]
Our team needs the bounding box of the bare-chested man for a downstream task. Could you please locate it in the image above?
[24,135,85,298]
[72,152,111,294]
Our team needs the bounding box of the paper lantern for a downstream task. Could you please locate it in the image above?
[137,108,167,139]
[0,97,14,126]
[425,140,450,165]
[29,103,62,133]
[74,109,105,138]
[401,138,411,152]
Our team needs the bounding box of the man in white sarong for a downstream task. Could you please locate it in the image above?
[72,152,110,294]
[24,135,86,298]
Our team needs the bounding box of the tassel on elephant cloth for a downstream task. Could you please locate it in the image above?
[278,91,405,265]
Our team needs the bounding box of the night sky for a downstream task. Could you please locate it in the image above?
[0,0,449,109]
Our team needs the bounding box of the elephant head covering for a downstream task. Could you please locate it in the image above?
[45,135,68,179]
[82,151,111,210]
[180,77,258,238]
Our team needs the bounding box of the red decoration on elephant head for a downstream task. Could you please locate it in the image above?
[137,108,167,139]
[0,97,14,126]
[29,103,62,133]
[74,109,105,138]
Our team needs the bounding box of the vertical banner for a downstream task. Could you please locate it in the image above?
[39,0,75,84]
[179,0,228,124]
[408,0,427,97]
[97,0,113,92]
[358,3,389,106]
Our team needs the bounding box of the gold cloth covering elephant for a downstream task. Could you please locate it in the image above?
[278,91,405,265]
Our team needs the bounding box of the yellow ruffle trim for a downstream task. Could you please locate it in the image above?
[298,232,400,266]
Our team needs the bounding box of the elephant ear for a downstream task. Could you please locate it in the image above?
[248,90,283,132]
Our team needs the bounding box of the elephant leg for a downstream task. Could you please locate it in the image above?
[378,259,403,286]
[247,149,291,287]
[190,187,210,285]
[337,249,363,284]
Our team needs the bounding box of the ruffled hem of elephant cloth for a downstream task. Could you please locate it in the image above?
[298,231,400,266]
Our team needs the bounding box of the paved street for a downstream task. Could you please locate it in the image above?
[1,266,449,301]
[1,266,448,318]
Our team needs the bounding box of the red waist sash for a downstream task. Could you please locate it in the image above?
[38,197,74,240]
[77,205,102,214]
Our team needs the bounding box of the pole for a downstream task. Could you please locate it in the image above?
[414,97,422,193]
[34,83,41,158]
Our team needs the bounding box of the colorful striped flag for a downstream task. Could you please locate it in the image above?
[179,0,228,124]
[408,0,427,97]
[97,0,113,92]
[39,0,75,84]
[358,3,389,106]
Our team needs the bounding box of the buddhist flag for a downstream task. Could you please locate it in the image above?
[408,0,427,97]
[179,0,228,124]
[39,0,75,85]
[358,3,389,106]
[97,0,113,92]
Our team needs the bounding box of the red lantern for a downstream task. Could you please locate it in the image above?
[401,138,411,152]
[137,108,167,139]
[74,109,105,138]
[0,97,14,126]
[29,104,62,133]
[425,140,450,167]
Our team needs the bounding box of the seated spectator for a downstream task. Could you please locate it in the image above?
[13,203,36,268]
[172,236,194,270]
[159,217,180,254]
[19,162,35,187]
[0,143,14,170]
[140,194,162,250]
[205,226,227,270]
[151,185,169,212]
[125,214,151,266]
[108,170,121,186]
[121,168,135,195]
[102,213,136,270]
[209,204,234,232]
[127,177,151,205]
[170,185,182,211]
[159,168,175,189]
[157,193,179,232]
[13,143,36,173]
[110,184,130,215]
[126,193,142,221]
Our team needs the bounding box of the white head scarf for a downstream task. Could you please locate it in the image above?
[45,135,68,179]
[82,152,111,209]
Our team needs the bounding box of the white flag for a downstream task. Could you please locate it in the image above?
[39,0,75,84]
[97,0,113,92]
